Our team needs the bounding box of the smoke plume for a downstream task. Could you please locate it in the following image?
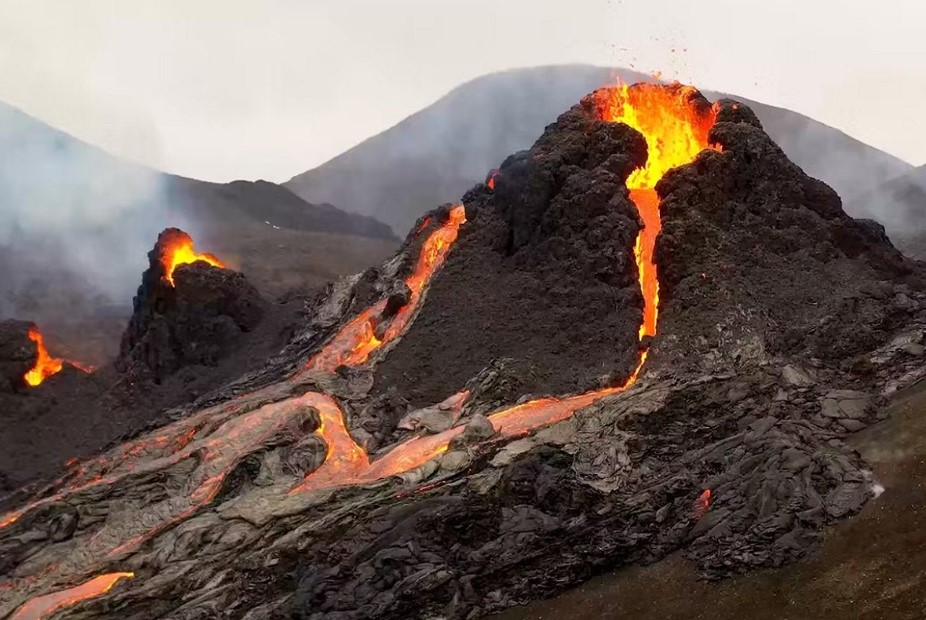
[0,102,193,321]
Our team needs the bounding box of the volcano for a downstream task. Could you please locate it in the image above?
[1,84,925,620]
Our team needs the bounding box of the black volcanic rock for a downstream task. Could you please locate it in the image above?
[372,101,648,407]
[653,101,918,372]
[117,228,266,382]
[0,320,36,393]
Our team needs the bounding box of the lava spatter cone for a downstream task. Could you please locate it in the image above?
[116,228,264,382]
[2,84,924,620]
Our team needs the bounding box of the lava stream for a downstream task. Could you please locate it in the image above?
[9,572,133,620]
[305,205,467,371]
[594,82,717,340]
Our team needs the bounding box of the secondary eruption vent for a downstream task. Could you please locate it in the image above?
[23,327,62,387]
[157,229,225,286]
[23,326,91,387]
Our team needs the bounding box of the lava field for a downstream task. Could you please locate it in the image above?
[2,83,925,620]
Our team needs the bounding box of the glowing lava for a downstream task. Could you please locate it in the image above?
[305,205,467,372]
[161,237,225,286]
[23,327,63,387]
[10,572,133,620]
[2,85,720,615]
[594,83,717,339]
[487,169,499,190]
[292,83,717,494]
[694,488,712,519]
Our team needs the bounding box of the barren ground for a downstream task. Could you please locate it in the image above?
[495,379,926,620]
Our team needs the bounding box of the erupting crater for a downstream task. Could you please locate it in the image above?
[157,229,225,286]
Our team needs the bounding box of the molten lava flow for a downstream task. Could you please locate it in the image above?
[305,205,467,372]
[10,572,133,620]
[161,237,225,286]
[487,169,499,190]
[594,83,717,340]
[292,84,718,494]
[23,327,63,387]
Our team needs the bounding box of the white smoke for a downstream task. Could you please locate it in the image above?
[0,102,191,319]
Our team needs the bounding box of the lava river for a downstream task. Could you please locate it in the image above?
[1,85,718,618]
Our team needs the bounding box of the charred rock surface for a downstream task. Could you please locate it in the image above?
[0,319,36,393]
[117,228,266,382]
[373,105,647,407]
[653,101,920,373]
[3,89,926,620]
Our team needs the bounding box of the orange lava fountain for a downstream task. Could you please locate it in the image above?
[161,238,225,286]
[23,327,63,387]
[9,572,133,620]
[594,83,717,339]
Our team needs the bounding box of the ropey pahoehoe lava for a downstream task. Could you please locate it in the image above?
[2,83,925,620]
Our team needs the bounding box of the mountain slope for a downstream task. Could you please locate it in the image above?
[0,101,398,364]
[286,65,912,234]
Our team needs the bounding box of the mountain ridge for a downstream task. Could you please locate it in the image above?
[285,65,912,235]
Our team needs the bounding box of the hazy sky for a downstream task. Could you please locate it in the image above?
[1,0,923,182]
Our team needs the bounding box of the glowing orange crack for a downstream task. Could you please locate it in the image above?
[594,83,717,341]
[9,572,134,620]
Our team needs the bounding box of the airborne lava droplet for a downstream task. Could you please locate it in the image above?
[10,572,134,620]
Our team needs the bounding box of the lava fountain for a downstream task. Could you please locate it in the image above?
[593,82,717,339]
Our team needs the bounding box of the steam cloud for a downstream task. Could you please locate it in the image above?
[0,103,194,323]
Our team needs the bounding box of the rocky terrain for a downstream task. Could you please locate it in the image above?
[1,84,924,620]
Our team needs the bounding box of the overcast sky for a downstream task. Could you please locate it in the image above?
[1,0,923,182]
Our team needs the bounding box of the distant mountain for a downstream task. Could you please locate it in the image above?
[286,65,912,234]
[0,101,398,363]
